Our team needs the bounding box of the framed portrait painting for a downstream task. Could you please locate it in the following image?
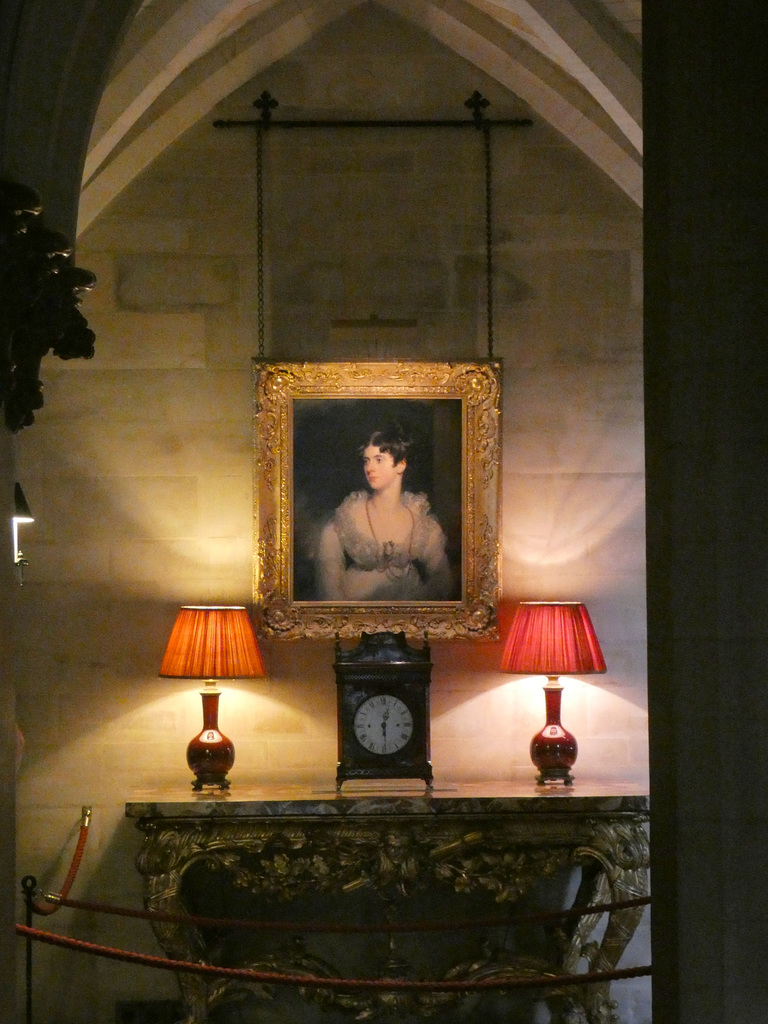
[253,360,501,639]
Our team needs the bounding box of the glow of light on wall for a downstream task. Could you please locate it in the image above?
[468,675,643,747]
[435,674,637,733]
[501,472,644,568]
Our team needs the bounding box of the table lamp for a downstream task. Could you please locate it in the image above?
[501,601,606,785]
[159,605,265,790]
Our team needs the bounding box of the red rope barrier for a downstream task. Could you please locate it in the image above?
[31,807,92,917]
[15,924,651,992]
[52,894,651,934]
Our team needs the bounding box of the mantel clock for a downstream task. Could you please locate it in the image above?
[334,631,433,789]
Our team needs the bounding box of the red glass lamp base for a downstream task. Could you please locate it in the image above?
[530,679,577,786]
[186,688,235,790]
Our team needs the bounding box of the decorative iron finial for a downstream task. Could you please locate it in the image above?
[465,90,490,128]
[253,90,279,126]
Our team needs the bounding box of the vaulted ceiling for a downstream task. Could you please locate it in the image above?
[78,0,641,235]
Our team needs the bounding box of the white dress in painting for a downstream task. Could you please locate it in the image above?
[316,490,454,601]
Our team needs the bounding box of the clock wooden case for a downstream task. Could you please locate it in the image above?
[334,631,433,789]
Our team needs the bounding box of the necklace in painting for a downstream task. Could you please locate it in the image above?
[365,499,415,576]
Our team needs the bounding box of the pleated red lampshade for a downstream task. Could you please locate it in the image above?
[160,605,265,680]
[501,601,606,676]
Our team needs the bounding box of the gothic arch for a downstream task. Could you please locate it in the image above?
[77,0,642,234]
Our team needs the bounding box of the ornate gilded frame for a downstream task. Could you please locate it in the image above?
[253,360,501,639]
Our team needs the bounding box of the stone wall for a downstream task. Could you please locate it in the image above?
[14,9,649,1021]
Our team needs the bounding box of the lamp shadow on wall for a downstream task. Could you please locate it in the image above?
[429,580,648,783]
[13,590,342,793]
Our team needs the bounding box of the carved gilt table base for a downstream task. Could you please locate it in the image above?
[126,784,649,1024]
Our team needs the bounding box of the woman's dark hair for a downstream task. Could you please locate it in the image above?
[361,422,414,466]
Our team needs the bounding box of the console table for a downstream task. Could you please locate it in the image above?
[126,783,649,1024]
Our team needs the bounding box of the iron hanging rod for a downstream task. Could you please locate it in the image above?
[213,90,532,131]
[214,117,532,129]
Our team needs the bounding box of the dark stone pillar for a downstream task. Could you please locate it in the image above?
[644,3,768,1019]
[0,433,16,1023]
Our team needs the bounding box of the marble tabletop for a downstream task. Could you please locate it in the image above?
[125,780,649,820]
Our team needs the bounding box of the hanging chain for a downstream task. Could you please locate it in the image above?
[214,90,520,363]
[465,90,496,362]
[483,123,494,362]
[255,124,266,359]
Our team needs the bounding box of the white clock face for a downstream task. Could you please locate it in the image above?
[353,694,414,755]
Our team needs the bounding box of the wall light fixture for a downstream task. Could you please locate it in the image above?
[12,483,34,585]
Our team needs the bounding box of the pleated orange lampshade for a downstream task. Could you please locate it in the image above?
[159,605,265,679]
